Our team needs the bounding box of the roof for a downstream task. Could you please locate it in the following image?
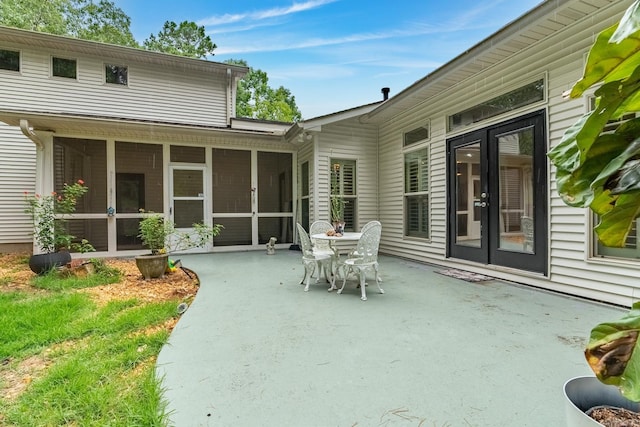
[362,0,617,123]
[0,25,248,77]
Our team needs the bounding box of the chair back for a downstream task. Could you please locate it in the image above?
[360,220,381,234]
[353,221,381,264]
[296,223,314,257]
[521,216,534,250]
[309,220,334,250]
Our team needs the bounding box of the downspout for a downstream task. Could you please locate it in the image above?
[226,68,233,124]
[19,119,43,150]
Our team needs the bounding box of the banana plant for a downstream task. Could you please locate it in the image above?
[552,0,640,402]
[548,0,640,247]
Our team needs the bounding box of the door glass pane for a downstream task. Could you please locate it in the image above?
[455,142,481,247]
[212,149,251,213]
[173,170,203,197]
[174,200,203,228]
[498,127,534,253]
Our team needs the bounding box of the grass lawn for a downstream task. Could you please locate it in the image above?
[0,254,196,426]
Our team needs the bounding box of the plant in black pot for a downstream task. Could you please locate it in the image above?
[24,179,91,274]
[136,213,223,280]
[548,1,640,425]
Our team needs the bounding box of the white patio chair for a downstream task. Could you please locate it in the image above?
[296,223,334,292]
[338,221,384,301]
[310,219,338,262]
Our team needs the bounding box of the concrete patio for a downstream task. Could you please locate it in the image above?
[156,250,625,426]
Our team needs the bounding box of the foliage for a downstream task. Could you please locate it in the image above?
[330,164,344,222]
[0,0,137,46]
[71,0,138,47]
[31,261,121,290]
[550,0,640,404]
[547,0,640,247]
[225,59,302,122]
[143,20,216,58]
[138,213,223,254]
[24,179,91,254]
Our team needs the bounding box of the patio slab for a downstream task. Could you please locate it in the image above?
[156,250,625,426]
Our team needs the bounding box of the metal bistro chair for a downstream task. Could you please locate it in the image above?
[338,221,383,301]
[521,216,534,252]
[309,220,339,281]
[296,223,334,292]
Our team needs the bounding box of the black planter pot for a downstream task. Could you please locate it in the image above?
[28,251,72,275]
[564,376,640,426]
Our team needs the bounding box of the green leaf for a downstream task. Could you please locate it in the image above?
[586,301,640,401]
[554,133,629,207]
[594,193,640,247]
[571,5,640,98]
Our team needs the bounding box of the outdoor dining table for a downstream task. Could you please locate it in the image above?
[311,232,362,290]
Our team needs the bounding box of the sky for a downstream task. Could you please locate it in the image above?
[111,0,543,119]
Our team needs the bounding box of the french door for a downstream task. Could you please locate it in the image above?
[446,111,547,274]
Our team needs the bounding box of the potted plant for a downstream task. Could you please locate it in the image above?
[24,179,91,274]
[135,213,223,279]
[330,163,345,233]
[548,1,640,425]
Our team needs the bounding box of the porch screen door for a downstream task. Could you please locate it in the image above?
[447,110,547,274]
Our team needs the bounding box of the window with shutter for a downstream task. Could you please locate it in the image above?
[330,159,356,231]
[404,148,429,238]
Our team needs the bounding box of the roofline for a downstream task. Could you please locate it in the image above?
[0,25,248,76]
[300,101,382,130]
[0,110,285,138]
[362,0,558,121]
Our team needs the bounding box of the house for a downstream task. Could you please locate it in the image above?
[0,0,636,306]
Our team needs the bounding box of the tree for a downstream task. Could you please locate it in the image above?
[71,0,138,47]
[0,0,137,47]
[143,21,215,59]
[0,0,73,35]
[225,59,302,123]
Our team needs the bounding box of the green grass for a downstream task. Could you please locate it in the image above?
[0,265,179,426]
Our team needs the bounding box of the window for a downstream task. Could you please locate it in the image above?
[52,57,77,79]
[404,148,429,238]
[590,97,640,260]
[404,123,429,147]
[330,159,356,231]
[0,49,19,71]
[105,64,128,85]
[448,79,544,132]
[300,161,310,230]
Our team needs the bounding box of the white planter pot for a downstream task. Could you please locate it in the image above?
[564,376,640,426]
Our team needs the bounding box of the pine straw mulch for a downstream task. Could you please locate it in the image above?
[0,253,200,305]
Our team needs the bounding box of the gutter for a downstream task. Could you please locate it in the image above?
[19,119,43,150]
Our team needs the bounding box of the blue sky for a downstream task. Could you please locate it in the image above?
[111,0,542,119]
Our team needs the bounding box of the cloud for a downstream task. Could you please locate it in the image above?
[197,0,338,26]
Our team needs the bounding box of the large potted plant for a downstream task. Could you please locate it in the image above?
[136,213,223,279]
[24,179,90,274]
[548,1,640,425]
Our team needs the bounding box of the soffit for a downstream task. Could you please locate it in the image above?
[362,0,618,123]
[0,111,284,144]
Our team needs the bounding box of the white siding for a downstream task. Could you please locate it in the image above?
[0,123,36,245]
[0,44,228,126]
[315,118,378,229]
[375,1,635,305]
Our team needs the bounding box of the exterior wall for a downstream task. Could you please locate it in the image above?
[0,123,36,249]
[314,117,379,225]
[376,1,634,305]
[0,42,228,127]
